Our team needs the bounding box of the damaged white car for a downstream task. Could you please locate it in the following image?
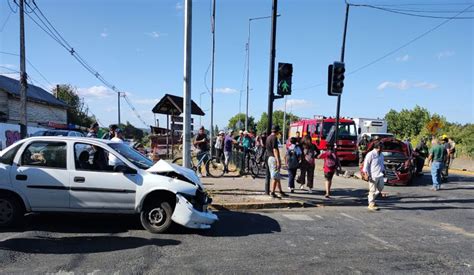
[0,137,218,233]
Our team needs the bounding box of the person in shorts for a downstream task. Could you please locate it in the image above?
[266,125,287,198]
[318,145,340,199]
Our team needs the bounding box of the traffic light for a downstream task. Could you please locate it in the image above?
[277,62,293,96]
[328,61,345,96]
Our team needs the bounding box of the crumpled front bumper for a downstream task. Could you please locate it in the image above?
[171,193,218,229]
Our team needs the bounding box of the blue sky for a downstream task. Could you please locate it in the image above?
[1,0,473,130]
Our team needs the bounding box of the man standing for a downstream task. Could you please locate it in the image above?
[427,138,446,191]
[224,130,237,173]
[101,124,118,139]
[111,128,124,142]
[414,138,429,175]
[440,135,451,182]
[358,134,370,166]
[109,128,124,167]
[193,126,209,177]
[86,122,99,138]
[266,125,287,198]
[363,142,385,211]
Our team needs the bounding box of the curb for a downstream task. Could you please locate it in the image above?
[210,200,309,211]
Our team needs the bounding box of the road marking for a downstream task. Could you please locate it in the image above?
[362,232,401,250]
[340,213,364,224]
[0,232,24,242]
[439,223,474,238]
[314,215,324,219]
[283,214,314,221]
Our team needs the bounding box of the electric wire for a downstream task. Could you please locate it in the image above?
[0,10,13,32]
[7,0,18,13]
[351,3,474,19]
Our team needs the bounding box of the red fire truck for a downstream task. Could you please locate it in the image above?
[287,116,358,162]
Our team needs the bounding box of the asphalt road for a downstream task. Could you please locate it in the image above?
[0,173,473,274]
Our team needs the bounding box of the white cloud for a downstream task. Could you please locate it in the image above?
[277,99,312,111]
[377,80,438,91]
[146,31,161,39]
[100,28,108,38]
[77,85,115,99]
[0,63,16,69]
[396,54,410,62]
[216,87,238,94]
[436,50,455,60]
[176,2,183,10]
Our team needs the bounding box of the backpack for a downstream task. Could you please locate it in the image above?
[287,149,299,169]
[326,152,337,169]
[304,148,315,166]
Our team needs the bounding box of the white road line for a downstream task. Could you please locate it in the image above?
[340,213,364,224]
[439,223,474,238]
[283,214,314,221]
[0,232,24,242]
[314,215,324,219]
[362,232,402,250]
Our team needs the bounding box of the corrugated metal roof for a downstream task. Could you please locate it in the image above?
[0,75,68,108]
[152,93,205,116]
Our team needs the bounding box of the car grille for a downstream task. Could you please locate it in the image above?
[385,169,398,181]
[193,189,211,212]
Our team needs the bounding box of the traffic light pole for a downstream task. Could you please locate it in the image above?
[265,0,281,195]
[334,3,350,152]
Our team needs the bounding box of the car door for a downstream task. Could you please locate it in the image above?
[10,141,70,210]
[69,142,137,211]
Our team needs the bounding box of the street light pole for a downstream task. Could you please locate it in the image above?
[245,14,280,132]
[19,0,28,139]
[199,91,206,127]
[182,0,192,169]
[210,0,216,156]
[282,95,287,144]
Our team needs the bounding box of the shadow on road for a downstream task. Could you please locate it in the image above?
[170,211,281,237]
[0,235,180,254]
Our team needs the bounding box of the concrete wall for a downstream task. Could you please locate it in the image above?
[7,97,67,125]
[0,90,8,118]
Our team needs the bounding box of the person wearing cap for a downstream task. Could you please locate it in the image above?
[193,126,209,177]
[215,131,225,162]
[101,124,118,140]
[363,142,385,211]
[266,125,288,198]
[86,122,99,138]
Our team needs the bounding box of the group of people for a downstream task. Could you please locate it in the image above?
[267,126,341,199]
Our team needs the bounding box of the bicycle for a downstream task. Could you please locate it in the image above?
[172,151,225,178]
[248,147,267,178]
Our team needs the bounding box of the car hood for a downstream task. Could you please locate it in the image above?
[146,160,204,190]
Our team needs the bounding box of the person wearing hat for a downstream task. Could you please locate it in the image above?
[215,130,225,162]
[362,142,385,211]
[266,125,288,198]
[86,122,99,138]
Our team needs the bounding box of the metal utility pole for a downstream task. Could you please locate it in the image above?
[264,0,279,195]
[246,14,280,132]
[117,92,121,126]
[199,91,206,127]
[282,95,287,144]
[210,0,216,156]
[334,3,350,152]
[19,0,28,138]
[182,0,192,168]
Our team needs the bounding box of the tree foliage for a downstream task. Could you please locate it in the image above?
[227,113,256,132]
[121,121,144,142]
[256,111,299,135]
[53,84,95,127]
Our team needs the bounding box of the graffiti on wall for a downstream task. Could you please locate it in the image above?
[5,130,21,147]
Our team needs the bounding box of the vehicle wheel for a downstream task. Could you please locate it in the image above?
[140,201,173,233]
[0,195,24,227]
[206,157,225,178]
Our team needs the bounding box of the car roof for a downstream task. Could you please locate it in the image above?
[22,136,116,144]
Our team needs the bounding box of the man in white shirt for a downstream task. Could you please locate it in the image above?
[363,142,385,211]
[109,128,124,167]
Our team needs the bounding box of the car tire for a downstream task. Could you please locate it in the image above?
[0,194,24,227]
[140,201,173,233]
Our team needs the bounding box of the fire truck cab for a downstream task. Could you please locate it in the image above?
[287,116,358,162]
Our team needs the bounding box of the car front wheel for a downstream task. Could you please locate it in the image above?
[0,195,23,227]
[140,201,173,233]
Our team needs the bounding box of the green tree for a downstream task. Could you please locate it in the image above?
[53,84,95,127]
[256,111,299,135]
[227,113,255,132]
[385,105,430,138]
[120,121,144,142]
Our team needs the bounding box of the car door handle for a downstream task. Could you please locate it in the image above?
[16,174,27,181]
[74,176,85,183]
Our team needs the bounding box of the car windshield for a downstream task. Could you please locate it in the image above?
[109,143,153,170]
[382,151,406,159]
[322,122,357,139]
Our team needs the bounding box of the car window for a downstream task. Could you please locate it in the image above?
[74,142,124,172]
[0,143,23,165]
[21,141,67,169]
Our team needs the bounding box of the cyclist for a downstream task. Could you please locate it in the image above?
[193,126,209,177]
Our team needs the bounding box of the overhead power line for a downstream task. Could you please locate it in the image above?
[16,0,148,127]
[351,3,474,19]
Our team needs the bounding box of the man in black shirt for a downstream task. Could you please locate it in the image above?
[193,126,209,177]
[266,125,288,198]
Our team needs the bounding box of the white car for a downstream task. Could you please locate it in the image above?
[0,136,218,233]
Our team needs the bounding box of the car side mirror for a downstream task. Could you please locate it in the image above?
[115,164,137,174]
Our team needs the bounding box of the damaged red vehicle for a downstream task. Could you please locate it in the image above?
[360,137,415,186]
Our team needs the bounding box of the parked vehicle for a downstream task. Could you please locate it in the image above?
[361,132,394,141]
[353,118,387,136]
[0,136,217,233]
[360,137,415,186]
[32,129,85,137]
[288,116,358,162]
